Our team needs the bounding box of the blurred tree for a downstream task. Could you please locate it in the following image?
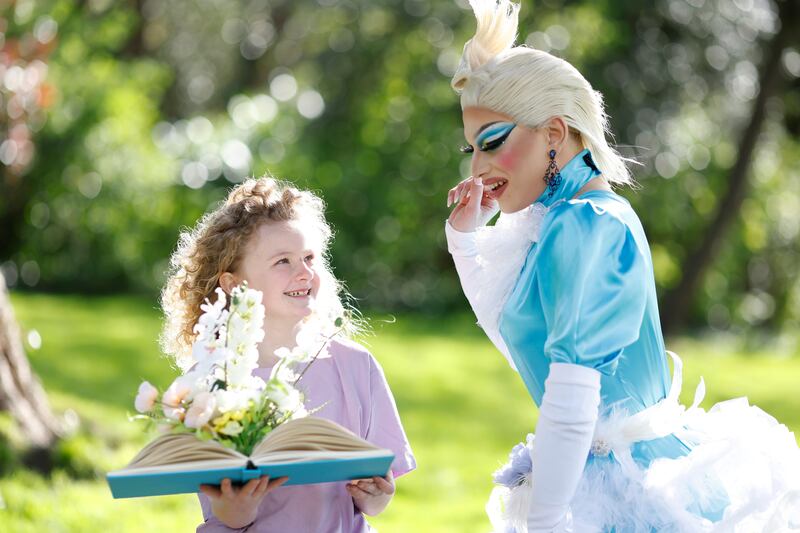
[0,1,56,260]
[661,0,800,334]
[583,0,800,335]
[0,271,62,467]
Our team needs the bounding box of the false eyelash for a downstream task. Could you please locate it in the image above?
[460,145,474,154]
[481,138,507,152]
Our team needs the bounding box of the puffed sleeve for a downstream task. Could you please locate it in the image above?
[364,354,417,478]
[536,200,647,375]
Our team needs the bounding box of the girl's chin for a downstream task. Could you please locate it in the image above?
[267,302,314,323]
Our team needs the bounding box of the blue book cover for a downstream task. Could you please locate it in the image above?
[107,450,395,499]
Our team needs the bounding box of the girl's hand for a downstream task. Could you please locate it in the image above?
[200,476,288,528]
[447,176,499,232]
[346,471,395,516]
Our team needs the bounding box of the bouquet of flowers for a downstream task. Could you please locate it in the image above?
[133,283,331,456]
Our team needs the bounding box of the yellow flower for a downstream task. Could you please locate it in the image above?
[211,412,231,432]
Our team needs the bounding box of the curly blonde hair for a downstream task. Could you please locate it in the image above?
[160,176,354,371]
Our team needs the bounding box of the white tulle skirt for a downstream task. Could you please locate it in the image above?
[486,357,800,532]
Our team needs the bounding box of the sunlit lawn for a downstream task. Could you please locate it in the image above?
[3,293,800,532]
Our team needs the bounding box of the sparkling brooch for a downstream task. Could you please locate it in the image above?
[590,439,611,457]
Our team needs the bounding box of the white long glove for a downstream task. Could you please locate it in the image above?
[528,362,601,532]
[445,220,516,368]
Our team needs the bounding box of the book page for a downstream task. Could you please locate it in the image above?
[251,417,380,460]
[124,433,246,469]
[253,449,392,464]
[111,458,246,476]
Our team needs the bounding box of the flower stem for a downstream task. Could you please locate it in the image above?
[293,327,343,386]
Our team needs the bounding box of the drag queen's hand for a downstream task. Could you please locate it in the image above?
[447,176,499,232]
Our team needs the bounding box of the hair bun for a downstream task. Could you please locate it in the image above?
[451,0,520,92]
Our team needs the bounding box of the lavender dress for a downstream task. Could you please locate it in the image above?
[197,339,416,532]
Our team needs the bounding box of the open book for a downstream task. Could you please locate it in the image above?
[107,417,394,498]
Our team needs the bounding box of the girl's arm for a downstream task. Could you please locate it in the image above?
[346,470,395,516]
[199,476,287,529]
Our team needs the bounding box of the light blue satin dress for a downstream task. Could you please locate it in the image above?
[498,149,726,521]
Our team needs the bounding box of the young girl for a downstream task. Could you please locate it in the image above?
[445,1,800,531]
[160,177,415,532]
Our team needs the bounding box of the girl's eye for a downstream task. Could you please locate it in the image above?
[460,145,474,154]
[304,254,315,263]
[476,122,516,152]
[275,258,289,265]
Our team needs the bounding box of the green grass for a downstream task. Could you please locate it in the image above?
[3,293,800,532]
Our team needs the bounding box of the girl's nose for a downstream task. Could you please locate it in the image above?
[296,261,314,280]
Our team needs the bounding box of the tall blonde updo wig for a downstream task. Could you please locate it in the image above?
[452,0,634,186]
[160,176,356,371]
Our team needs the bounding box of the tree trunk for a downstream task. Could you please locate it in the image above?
[660,0,800,335]
[0,272,62,465]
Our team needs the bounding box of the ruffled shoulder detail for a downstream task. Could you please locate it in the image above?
[473,203,550,337]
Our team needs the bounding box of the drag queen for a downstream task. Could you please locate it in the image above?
[445,1,800,531]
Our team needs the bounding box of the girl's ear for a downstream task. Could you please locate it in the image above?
[218,272,239,294]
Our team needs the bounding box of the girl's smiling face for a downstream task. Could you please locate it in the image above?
[232,219,322,328]
[461,106,552,213]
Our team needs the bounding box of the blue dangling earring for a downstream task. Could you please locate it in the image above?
[544,149,562,199]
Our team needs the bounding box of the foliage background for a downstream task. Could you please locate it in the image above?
[2,0,798,332]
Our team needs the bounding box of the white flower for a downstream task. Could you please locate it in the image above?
[267,380,303,414]
[227,358,257,387]
[184,392,217,429]
[191,342,227,368]
[274,347,293,359]
[295,326,323,353]
[180,367,212,399]
[134,381,158,413]
[243,375,267,392]
[270,362,299,383]
[290,405,308,420]
[194,288,229,344]
[243,287,262,308]
[161,376,192,410]
[213,388,252,414]
[163,404,186,421]
[226,293,265,350]
[275,344,315,365]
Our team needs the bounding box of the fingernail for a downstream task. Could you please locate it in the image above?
[475,177,482,186]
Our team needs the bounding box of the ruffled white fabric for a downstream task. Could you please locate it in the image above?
[472,203,549,337]
[487,353,800,532]
[446,204,549,371]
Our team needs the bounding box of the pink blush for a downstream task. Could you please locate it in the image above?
[496,145,521,171]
